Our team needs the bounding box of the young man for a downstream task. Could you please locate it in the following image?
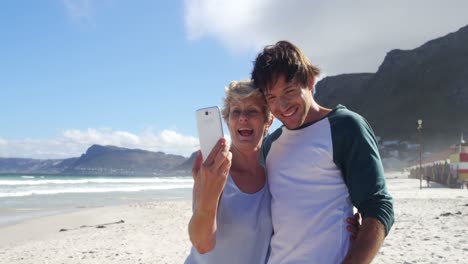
[251,41,394,264]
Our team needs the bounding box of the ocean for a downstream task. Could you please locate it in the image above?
[0,175,193,227]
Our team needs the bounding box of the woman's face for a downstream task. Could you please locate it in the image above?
[227,96,269,153]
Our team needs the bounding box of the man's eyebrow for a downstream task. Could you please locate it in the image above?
[284,83,296,90]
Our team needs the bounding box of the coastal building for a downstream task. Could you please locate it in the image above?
[408,134,468,188]
[449,134,468,183]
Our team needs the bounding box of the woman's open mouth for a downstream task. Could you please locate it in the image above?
[238,128,254,136]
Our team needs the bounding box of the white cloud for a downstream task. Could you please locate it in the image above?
[62,128,141,146]
[0,128,199,159]
[62,0,94,24]
[184,0,468,75]
[184,0,268,51]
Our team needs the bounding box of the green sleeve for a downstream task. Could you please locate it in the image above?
[330,108,394,236]
[258,127,283,169]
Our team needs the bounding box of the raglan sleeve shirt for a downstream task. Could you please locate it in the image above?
[329,107,394,236]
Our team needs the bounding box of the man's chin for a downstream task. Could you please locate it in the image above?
[281,120,301,130]
[275,115,300,129]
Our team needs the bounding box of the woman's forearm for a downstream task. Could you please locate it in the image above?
[188,205,218,254]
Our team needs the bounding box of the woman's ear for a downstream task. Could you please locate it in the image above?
[268,115,274,128]
[264,114,275,135]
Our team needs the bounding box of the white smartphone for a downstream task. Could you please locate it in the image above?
[196,106,224,161]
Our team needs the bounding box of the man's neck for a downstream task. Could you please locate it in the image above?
[303,104,332,125]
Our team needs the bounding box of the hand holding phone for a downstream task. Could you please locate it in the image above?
[196,106,224,161]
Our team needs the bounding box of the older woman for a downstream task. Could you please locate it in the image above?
[185,79,273,264]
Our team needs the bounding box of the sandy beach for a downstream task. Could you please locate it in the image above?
[0,200,193,263]
[1,176,467,263]
[374,176,468,263]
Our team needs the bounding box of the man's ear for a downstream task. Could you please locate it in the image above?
[308,75,316,92]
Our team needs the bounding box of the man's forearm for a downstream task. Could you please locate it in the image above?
[342,217,386,264]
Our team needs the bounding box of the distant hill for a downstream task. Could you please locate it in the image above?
[0,157,78,174]
[174,151,198,172]
[0,145,196,176]
[315,24,468,151]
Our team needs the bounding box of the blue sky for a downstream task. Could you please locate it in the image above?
[1,0,468,159]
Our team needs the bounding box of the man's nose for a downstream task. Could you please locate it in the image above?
[276,97,288,111]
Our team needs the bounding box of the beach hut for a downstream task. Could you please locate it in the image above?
[407,134,468,188]
[448,136,468,186]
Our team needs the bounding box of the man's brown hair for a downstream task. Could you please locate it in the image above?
[251,40,320,93]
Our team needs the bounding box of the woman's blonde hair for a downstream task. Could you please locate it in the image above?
[221,79,272,125]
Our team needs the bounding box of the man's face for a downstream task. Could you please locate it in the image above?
[264,75,314,129]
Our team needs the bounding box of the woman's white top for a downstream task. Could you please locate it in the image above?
[185,173,272,264]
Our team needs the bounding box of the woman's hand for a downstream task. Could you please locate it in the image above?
[192,138,232,212]
[346,212,361,241]
[188,138,232,254]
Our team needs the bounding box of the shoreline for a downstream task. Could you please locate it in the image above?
[0,187,192,228]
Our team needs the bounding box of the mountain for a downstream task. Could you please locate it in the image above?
[174,151,198,172]
[0,157,78,174]
[315,24,468,151]
[0,145,196,176]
